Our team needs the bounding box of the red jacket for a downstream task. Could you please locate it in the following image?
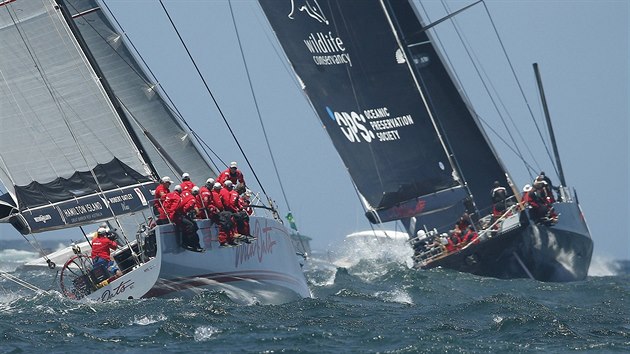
[154,184,169,208]
[198,186,218,218]
[211,189,224,211]
[181,180,196,193]
[217,168,245,186]
[220,187,237,212]
[91,235,117,261]
[154,184,170,220]
[240,196,253,215]
[163,191,182,221]
[179,192,197,215]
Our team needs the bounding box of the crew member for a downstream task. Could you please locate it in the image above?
[154,176,172,225]
[217,161,246,187]
[491,181,507,218]
[91,227,122,277]
[215,182,236,246]
[180,172,196,193]
[179,186,203,252]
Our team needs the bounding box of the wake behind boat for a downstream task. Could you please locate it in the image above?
[259,0,593,281]
[0,0,309,303]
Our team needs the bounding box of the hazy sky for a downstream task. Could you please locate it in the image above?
[1,1,628,261]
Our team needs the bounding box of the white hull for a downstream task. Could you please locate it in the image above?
[58,216,310,304]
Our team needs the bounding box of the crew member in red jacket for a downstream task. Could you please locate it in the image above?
[237,197,252,237]
[91,227,122,277]
[217,161,246,187]
[179,186,202,252]
[163,185,183,223]
[215,181,236,246]
[180,172,196,193]
[154,176,172,224]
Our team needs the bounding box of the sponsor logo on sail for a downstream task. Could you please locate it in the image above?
[34,214,52,223]
[288,0,329,24]
[325,106,415,143]
[286,1,352,67]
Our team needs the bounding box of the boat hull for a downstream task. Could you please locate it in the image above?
[68,216,310,303]
[144,217,311,304]
[420,202,593,282]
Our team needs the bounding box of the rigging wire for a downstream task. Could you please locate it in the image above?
[431,0,527,168]
[157,0,271,199]
[227,1,289,210]
[480,1,559,177]
[436,0,542,179]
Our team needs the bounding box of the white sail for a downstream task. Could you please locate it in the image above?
[0,1,149,200]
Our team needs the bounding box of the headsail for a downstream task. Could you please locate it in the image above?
[259,0,468,222]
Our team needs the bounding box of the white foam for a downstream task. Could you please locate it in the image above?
[194,326,221,341]
[375,289,413,305]
[131,314,167,326]
[587,255,617,277]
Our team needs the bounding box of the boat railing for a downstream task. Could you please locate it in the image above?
[558,186,572,203]
[413,203,521,266]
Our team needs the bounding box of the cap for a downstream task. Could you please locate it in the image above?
[161,176,172,184]
[174,184,182,192]
[97,227,107,235]
[523,184,532,192]
[206,178,215,185]
[230,161,237,168]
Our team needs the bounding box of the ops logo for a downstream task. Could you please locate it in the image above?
[326,106,375,143]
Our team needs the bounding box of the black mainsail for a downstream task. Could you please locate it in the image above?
[259,0,471,226]
[259,0,512,230]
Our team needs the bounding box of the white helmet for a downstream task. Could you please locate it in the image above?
[191,186,200,194]
[224,180,233,188]
[230,161,238,168]
[97,227,107,235]
[206,178,215,185]
[161,176,172,184]
[182,172,190,181]
[174,184,182,192]
[213,182,222,189]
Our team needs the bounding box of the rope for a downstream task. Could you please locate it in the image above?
[0,270,47,294]
[158,0,270,199]
[480,1,557,175]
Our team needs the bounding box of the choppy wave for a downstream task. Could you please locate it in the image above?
[1,244,629,352]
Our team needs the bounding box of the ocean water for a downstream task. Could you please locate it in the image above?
[1,240,628,353]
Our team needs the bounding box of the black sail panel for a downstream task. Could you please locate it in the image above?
[259,0,464,215]
[388,0,512,213]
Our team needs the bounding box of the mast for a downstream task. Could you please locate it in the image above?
[533,63,566,186]
[54,0,159,180]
